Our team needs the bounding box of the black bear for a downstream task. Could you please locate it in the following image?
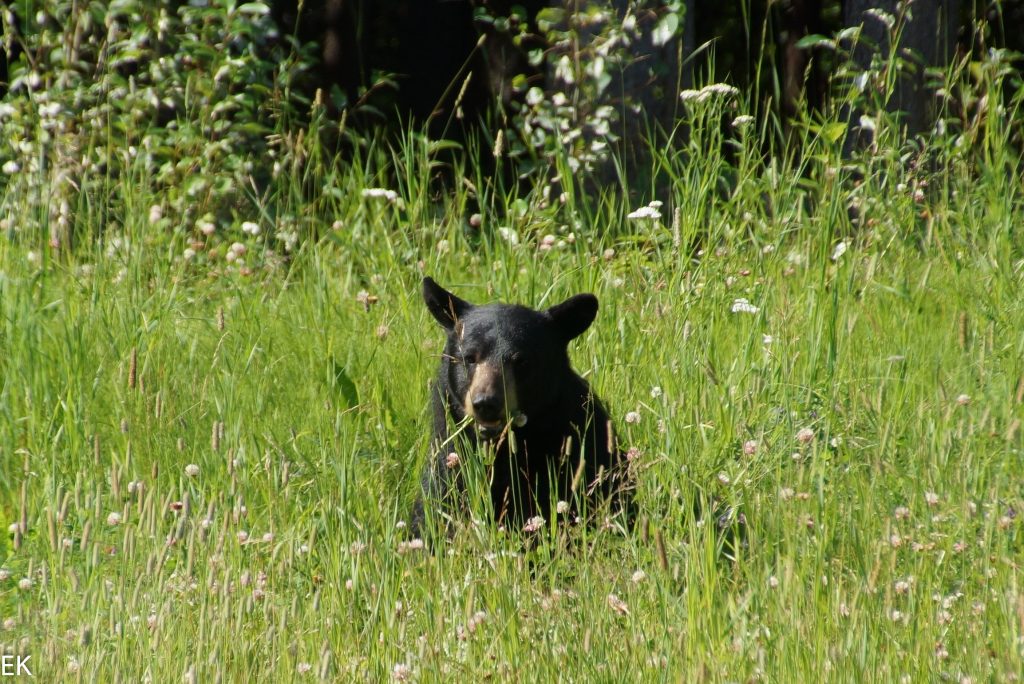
[410,277,634,538]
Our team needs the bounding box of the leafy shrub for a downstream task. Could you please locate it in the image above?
[477,1,685,180]
[0,0,316,262]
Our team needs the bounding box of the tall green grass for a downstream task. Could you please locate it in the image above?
[1,50,1023,684]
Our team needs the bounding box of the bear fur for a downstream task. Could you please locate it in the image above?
[410,277,634,537]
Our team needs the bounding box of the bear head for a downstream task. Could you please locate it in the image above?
[423,277,598,440]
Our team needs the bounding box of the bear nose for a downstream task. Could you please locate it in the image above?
[471,393,503,421]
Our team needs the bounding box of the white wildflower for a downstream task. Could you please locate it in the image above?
[627,203,662,220]
[497,226,519,245]
[731,298,759,315]
[523,516,546,533]
[831,241,848,261]
[360,188,399,203]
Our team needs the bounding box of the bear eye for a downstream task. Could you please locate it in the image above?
[463,351,479,367]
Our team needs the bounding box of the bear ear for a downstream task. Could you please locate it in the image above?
[423,277,473,331]
[546,293,598,342]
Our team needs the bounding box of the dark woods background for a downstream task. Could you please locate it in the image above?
[267,1,1022,137]
[2,0,1022,212]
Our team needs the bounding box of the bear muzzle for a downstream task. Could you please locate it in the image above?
[463,361,525,440]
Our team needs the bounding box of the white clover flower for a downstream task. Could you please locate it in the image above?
[360,188,399,203]
[0,103,16,119]
[185,464,200,477]
[526,87,544,107]
[523,516,546,533]
[497,226,519,245]
[241,221,260,235]
[2,160,20,174]
[396,538,424,554]
[607,593,630,615]
[731,298,759,315]
[196,219,216,236]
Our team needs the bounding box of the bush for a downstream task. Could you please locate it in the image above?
[0,0,315,259]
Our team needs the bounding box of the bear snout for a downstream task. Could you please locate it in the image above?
[470,391,503,422]
[462,361,518,435]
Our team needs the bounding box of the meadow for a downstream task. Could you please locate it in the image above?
[1,14,1024,682]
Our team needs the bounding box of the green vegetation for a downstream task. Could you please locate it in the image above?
[1,4,1023,683]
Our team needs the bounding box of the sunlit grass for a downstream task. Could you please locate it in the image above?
[1,73,1023,684]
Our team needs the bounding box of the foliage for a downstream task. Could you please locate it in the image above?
[477,1,685,179]
[0,0,316,264]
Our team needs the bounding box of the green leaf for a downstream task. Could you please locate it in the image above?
[427,139,464,155]
[536,7,565,33]
[237,2,271,16]
[821,122,847,144]
[795,34,831,49]
[510,198,529,219]
[652,13,679,47]
[331,360,359,409]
